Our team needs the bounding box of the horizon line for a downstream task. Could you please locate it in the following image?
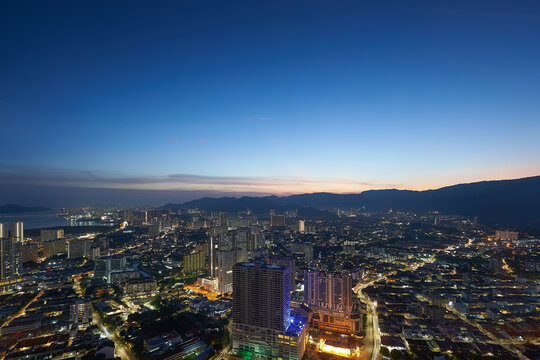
[1,174,538,208]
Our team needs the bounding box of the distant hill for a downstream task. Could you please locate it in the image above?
[163,196,338,219]
[0,204,50,214]
[162,176,540,228]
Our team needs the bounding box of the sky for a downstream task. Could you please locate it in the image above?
[1,0,540,206]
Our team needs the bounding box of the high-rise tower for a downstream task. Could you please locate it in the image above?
[0,222,23,280]
[304,268,362,335]
[232,260,308,360]
[11,221,23,242]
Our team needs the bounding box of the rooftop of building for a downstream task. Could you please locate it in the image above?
[234,261,286,271]
[285,314,308,337]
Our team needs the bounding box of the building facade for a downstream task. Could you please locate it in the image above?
[218,249,237,294]
[183,251,205,274]
[94,255,128,282]
[232,260,308,360]
[68,238,91,259]
[494,230,519,241]
[0,222,23,280]
[40,229,64,243]
[304,268,362,335]
[22,243,38,262]
[124,278,158,295]
[270,214,285,228]
[43,238,66,258]
[70,298,93,328]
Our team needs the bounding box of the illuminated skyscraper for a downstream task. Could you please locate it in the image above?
[218,249,236,294]
[209,236,218,277]
[298,220,305,233]
[0,238,15,279]
[232,260,308,360]
[11,221,23,242]
[0,222,23,280]
[0,223,7,238]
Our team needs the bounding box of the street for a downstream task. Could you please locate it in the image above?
[93,311,134,360]
[358,292,379,360]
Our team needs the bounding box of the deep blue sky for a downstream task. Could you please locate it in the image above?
[1,1,540,205]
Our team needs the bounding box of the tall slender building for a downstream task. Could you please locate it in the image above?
[298,220,305,233]
[233,230,249,262]
[209,236,218,277]
[0,222,23,280]
[0,223,8,239]
[217,249,236,294]
[232,260,308,360]
[217,212,228,227]
[11,222,23,275]
[11,222,23,243]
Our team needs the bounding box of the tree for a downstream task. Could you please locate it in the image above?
[390,349,403,360]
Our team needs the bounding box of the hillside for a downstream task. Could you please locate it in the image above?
[161,176,540,228]
[0,204,50,214]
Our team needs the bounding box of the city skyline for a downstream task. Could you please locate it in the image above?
[0,169,539,208]
[2,1,540,204]
[1,2,539,360]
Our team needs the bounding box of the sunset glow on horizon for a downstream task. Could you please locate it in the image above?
[1,1,539,206]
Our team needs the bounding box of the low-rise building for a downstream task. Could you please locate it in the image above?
[124,278,157,295]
